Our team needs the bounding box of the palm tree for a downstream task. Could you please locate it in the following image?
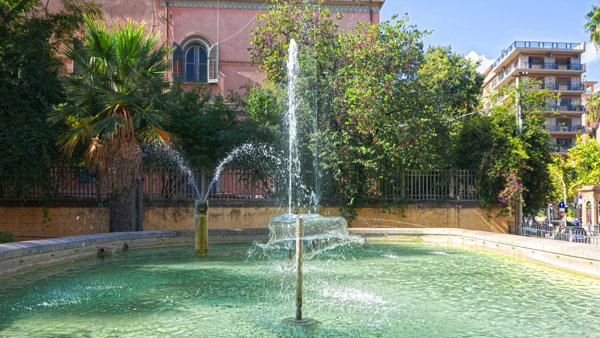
[585,5,600,45]
[50,15,172,232]
[585,6,600,141]
[585,93,600,140]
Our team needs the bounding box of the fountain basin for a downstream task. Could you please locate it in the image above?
[0,241,598,336]
[268,213,351,242]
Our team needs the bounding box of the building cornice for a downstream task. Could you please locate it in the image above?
[160,0,383,12]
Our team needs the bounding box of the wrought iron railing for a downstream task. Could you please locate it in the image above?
[521,222,600,245]
[377,170,477,201]
[1,168,478,202]
[491,41,584,70]
[541,104,585,112]
[493,62,585,89]
[544,125,587,133]
[533,84,585,91]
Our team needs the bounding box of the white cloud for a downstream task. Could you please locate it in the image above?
[582,44,600,64]
[465,51,494,74]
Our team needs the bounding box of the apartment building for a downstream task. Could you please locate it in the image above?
[482,41,587,154]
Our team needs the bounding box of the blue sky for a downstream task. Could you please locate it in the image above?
[380,0,600,81]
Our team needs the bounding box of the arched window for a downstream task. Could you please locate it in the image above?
[586,201,591,225]
[173,35,219,84]
[185,43,208,83]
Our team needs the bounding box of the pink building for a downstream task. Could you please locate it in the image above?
[55,0,384,94]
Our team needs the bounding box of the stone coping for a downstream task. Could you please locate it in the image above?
[350,228,600,277]
[0,229,269,278]
[1,228,599,278]
[0,229,270,260]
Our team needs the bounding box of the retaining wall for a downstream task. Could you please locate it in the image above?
[0,200,511,240]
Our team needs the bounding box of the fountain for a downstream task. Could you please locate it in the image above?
[266,39,361,325]
[193,39,361,322]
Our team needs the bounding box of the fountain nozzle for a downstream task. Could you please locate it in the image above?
[195,200,208,256]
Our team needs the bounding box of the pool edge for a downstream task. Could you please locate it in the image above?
[1,228,599,279]
[350,228,600,278]
[0,229,268,278]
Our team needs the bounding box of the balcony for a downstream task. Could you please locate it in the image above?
[490,41,585,72]
[544,125,588,134]
[530,83,585,93]
[555,144,575,154]
[492,62,586,89]
[541,104,586,114]
[526,63,584,71]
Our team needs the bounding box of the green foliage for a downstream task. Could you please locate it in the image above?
[418,46,484,118]
[250,2,484,215]
[240,85,286,145]
[585,5,600,47]
[51,15,173,158]
[0,231,14,243]
[584,93,600,139]
[549,136,600,206]
[167,87,243,171]
[250,0,341,84]
[49,15,172,231]
[0,0,99,200]
[455,78,554,215]
[566,208,574,217]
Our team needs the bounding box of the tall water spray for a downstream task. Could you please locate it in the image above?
[287,39,300,214]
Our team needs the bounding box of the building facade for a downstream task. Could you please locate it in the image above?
[482,41,587,154]
[51,0,384,95]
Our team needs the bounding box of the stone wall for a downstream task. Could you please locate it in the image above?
[0,202,109,241]
[0,200,511,240]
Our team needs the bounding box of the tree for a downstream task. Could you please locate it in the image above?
[250,1,485,215]
[584,6,600,141]
[0,0,99,201]
[585,5,600,47]
[50,16,173,232]
[167,86,248,172]
[456,79,554,215]
[547,156,575,209]
[547,136,600,212]
[584,93,600,140]
[418,46,484,118]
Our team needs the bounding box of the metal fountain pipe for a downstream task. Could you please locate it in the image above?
[295,215,303,321]
[195,200,208,256]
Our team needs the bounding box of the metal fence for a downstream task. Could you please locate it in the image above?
[379,170,477,201]
[1,167,477,202]
[0,167,106,200]
[521,222,600,245]
[144,167,276,200]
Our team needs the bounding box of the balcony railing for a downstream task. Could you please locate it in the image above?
[493,62,586,88]
[491,41,584,70]
[525,63,584,71]
[544,125,587,133]
[541,104,586,112]
[555,144,575,153]
[530,84,585,91]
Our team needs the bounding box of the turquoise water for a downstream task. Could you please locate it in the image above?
[0,242,599,337]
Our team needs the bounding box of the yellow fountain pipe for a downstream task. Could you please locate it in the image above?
[195,200,208,256]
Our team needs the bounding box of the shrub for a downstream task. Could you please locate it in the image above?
[0,231,15,243]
